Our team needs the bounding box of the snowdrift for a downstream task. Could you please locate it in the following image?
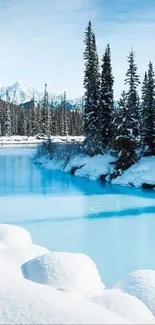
[114,269,155,315]
[91,289,153,322]
[0,224,32,248]
[0,224,154,324]
[112,156,155,188]
[22,251,104,296]
[65,154,115,180]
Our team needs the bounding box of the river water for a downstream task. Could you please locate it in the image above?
[0,147,155,287]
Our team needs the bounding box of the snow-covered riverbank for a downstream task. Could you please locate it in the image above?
[0,136,84,147]
[0,223,155,324]
[36,152,155,189]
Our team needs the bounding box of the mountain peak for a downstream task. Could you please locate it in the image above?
[0,81,82,109]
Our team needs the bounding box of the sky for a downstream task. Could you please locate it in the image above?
[0,0,155,99]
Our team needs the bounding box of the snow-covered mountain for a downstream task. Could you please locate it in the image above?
[0,81,82,109]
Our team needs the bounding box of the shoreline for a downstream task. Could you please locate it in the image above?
[35,152,155,191]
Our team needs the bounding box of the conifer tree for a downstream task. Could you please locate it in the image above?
[113,51,140,175]
[125,50,140,137]
[100,44,114,148]
[83,21,102,156]
[142,62,155,155]
[41,83,48,135]
[5,91,11,136]
[113,90,138,175]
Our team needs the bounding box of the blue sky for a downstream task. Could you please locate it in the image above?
[0,0,155,98]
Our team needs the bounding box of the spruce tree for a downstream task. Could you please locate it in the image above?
[113,90,138,175]
[41,83,48,135]
[83,21,102,156]
[142,62,155,155]
[113,51,140,176]
[100,44,114,148]
[5,91,11,136]
[125,50,140,137]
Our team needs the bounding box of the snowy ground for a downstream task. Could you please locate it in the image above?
[0,223,154,324]
[37,152,155,188]
[0,135,84,147]
[112,156,155,188]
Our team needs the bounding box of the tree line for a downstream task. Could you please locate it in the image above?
[83,21,155,176]
[0,85,83,137]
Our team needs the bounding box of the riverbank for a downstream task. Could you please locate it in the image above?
[0,135,84,147]
[36,149,155,189]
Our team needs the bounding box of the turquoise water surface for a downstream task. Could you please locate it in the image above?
[0,147,155,287]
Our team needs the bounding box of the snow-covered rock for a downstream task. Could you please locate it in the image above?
[0,278,131,324]
[114,269,155,315]
[112,156,155,188]
[65,154,115,180]
[91,289,154,322]
[22,251,104,296]
[0,224,32,248]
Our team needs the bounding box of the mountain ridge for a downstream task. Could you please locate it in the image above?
[0,81,83,109]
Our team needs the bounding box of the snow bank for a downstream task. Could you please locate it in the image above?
[0,278,131,325]
[91,289,153,322]
[22,251,104,296]
[114,269,155,315]
[65,154,115,180]
[0,224,32,248]
[1,224,155,324]
[2,244,49,266]
[112,156,155,188]
[0,250,23,279]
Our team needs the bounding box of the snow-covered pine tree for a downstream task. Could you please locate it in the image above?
[41,83,48,135]
[36,102,42,135]
[113,90,138,175]
[83,21,102,156]
[100,44,114,149]
[142,62,155,155]
[31,94,37,136]
[5,90,11,136]
[59,92,68,136]
[62,91,68,136]
[50,98,54,135]
[125,50,140,137]
[113,51,140,174]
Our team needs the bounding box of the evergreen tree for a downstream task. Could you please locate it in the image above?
[113,90,138,175]
[41,83,48,135]
[83,21,102,156]
[142,62,155,155]
[100,44,114,148]
[60,92,68,136]
[125,50,140,137]
[112,50,140,174]
[5,91,11,136]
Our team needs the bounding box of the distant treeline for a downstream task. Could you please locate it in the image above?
[0,88,83,137]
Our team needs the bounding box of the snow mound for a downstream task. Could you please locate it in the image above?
[65,154,115,180]
[22,251,104,296]
[114,269,155,315]
[0,250,23,279]
[0,224,32,248]
[91,289,153,322]
[2,244,49,266]
[0,278,131,324]
[112,156,155,187]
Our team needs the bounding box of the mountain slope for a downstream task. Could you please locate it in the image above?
[0,81,82,109]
